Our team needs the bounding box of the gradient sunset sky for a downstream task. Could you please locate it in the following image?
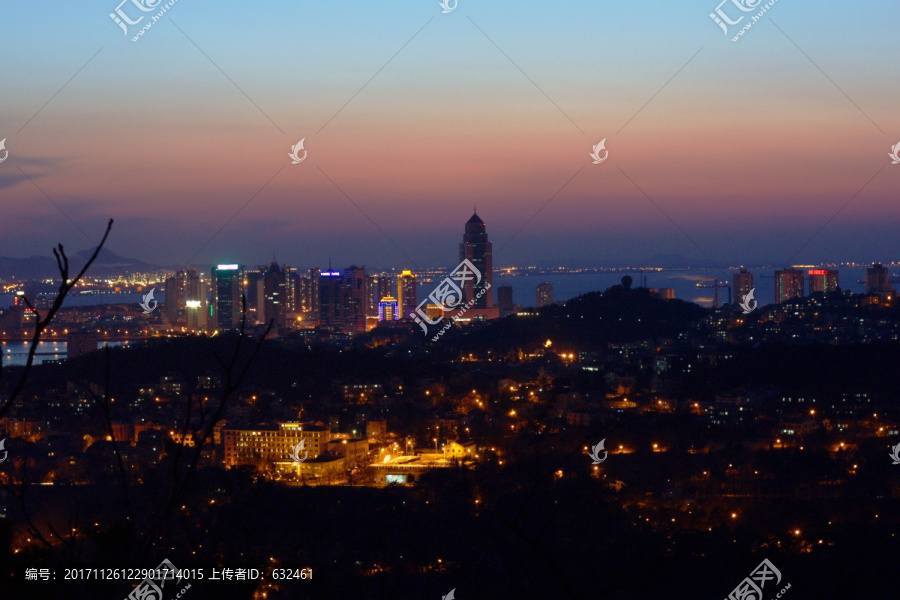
[1,0,898,270]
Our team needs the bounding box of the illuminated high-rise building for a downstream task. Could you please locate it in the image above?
[243,268,264,316]
[284,267,299,314]
[536,282,554,308]
[807,269,839,294]
[375,276,393,314]
[315,266,370,334]
[366,275,378,317]
[365,275,392,318]
[318,269,346,330]
[732,267,754,303]
[212,264,244,329]
[8,291,36,331]
[378,296,400,322]
[295,268,320,322]
[458,212,494,309]
[774,268,804,304]
[257,260,287,328]
[185,273,209,331]
[164,269,194,325]
[309,268,320,321]
[345,265,368,334]
[397,270,417,319]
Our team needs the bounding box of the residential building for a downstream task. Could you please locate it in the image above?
[733,267,754,302]
[212,264,244,329]
[397,270,417,319]
[222,422,331,468]
[536,282,554,308]
[774,268,804,304]
[807,269,839,294]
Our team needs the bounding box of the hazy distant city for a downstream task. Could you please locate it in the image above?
[1,212,899,359]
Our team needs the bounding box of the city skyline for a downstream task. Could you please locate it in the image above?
[2,213,899,276]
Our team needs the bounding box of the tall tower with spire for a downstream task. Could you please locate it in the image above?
[459,211,494,309]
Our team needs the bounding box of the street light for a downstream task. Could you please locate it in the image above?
[434,438,438,452]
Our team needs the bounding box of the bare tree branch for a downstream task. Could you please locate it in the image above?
[126,295,274,573]
[85,346,138,530]
[0,219,114,419]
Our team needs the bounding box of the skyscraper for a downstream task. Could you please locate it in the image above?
[299,268,320,322]
[284,267,299,315]
[185,272,209,332]
[458,212,494,309]
[774,268,804,304]
[378,296,400,322]
[257,260,287,328]
[365,275,377,317]
[367,275,393,318]
[732,267,754,303]
[865,263,893,296]
[397,270,417,319]
[536,282,554,308]
[212,264,244,329]
[345,265,368,334]
[317,267,368,334]
[318,269,346,331]
[807,269,839,294]
[164,269,194,325]
[164,275,179,325]
[243,267,264,316]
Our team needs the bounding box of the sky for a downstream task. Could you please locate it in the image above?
[1,0,899,271]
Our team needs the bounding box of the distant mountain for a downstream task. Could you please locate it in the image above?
[0,248,163,280]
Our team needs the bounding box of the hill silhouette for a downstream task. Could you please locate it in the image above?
[0,247,160,279]
[446,282,707,352]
